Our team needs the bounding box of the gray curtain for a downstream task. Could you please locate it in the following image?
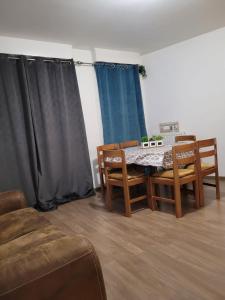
[0,54,94,210]
[0,55,38,206]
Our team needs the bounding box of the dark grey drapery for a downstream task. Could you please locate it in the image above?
[0,54,94,210]
[0,55,38,206]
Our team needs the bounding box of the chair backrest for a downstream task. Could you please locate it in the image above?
[119,140,139,149]
[175,135,196,143]
[102,149,128,180]
[197,138,218,168]
[97,144,119,172]
[172,142,198,179]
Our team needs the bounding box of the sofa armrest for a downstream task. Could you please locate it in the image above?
[0,190,27,215]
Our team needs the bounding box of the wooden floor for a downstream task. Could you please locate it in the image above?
[45,180,225,300]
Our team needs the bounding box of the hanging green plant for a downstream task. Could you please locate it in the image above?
[139,65,147,78]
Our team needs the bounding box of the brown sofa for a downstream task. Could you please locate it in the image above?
[0,191,107,300]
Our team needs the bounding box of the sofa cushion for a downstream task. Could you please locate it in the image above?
[0,227,97,299]
[0,208,50,245]
[0,191,26,216]
[0,225,65,260]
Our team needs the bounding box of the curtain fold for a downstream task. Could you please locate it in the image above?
[0,54,94,210]
[95,62,147,144]
[0,54,38,206]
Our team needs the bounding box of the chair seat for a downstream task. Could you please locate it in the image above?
[153,168,194,179]
[109,170,145,180]
[187,163,215,170]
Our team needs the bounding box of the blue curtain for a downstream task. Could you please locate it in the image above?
[95,62,147,144]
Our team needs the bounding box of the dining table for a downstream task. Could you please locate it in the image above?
[107,144,193,170]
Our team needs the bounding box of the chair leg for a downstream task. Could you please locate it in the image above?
[174,184,182,218]
[199,176,204,207]
[106,183,113,211]
[155,184,160,197]
[149,177,156,210]
[192,182,195,195]
[170,186,174,198]
[146,177,152,209]
[100,172,105,195]
[215,168,220,200]
[123,184,131,217]
[193,180,200,209]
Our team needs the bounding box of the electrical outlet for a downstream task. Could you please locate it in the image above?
[159,121,179,133]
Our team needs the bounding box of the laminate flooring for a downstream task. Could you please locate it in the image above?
[45,180,225,300]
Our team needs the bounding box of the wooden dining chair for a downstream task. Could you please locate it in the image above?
[175,135,196,142]
[103,149,151,217]
[149,142,200,218]
[187,138,220,206]
[97,143,119,194]
[119,140,139,149]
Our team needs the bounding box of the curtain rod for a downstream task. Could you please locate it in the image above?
[7,56,94,66]
[7,57,137,67]
[75,61,94,66]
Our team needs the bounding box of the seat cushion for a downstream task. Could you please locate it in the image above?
[153,168,194,179]
[0,208,50,245]
[187,163,215,170]
[109,169,145,180]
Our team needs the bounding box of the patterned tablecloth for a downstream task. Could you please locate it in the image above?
[123,145,174,169]
[106,144,193,169]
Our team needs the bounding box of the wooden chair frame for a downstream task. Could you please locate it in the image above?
[196,138,220,206]
[103,149,151,217]
[119,140,139,149]
[97,143,119,194]
[175,135,196,142]
[149,142,200,218]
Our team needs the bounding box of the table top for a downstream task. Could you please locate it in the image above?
[124,145,173,168]
[105,143,193,169]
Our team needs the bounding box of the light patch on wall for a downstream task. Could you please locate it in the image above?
[108,0,160,6]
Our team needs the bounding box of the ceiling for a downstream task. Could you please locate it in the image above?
[1,0,225,54]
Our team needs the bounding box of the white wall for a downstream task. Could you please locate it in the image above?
[142,27,225,176]
[0,36,143,186]
[0,36,72,58]
[72,48,103,186]
[94,48,141,64]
